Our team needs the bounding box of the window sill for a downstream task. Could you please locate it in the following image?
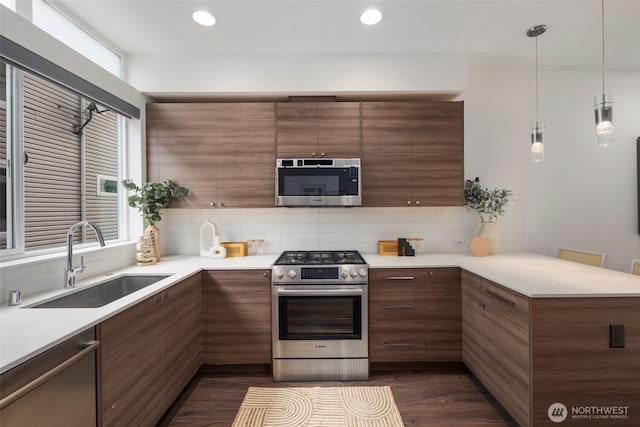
[0,240,136,269]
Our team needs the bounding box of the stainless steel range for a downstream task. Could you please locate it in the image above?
[271,250,369,381]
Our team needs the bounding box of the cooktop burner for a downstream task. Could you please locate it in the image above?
[274,250,366,266]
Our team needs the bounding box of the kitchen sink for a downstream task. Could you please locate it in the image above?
[31,275,171,308]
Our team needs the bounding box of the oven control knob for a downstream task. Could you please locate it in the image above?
[340,268,349,279]
[358,268,367,277]
[350,268,358,277]
[274,268,285,279]
[287,270,297,279]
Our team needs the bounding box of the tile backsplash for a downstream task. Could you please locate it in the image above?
[157,202,524,256]
[1,202,523,304]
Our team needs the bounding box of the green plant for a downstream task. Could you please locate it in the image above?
[121,179,189,226]
[464,177,512,222]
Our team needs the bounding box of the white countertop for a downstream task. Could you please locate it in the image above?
[2,252,639,374]
[366,252,640,297]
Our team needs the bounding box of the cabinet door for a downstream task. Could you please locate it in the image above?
[462,270,530,427]
[411,102,464,206]
[100,295,163,427]
[147,103,218,208]
[276,102,318,157]
[369,269,427,362]
[317,102,361,157]
[481,280,530,427]
[216,103,276,208]
[461,271,483,379]
[362,102,412,206]
[425,268,462,361]
[162,274,202,411]
[202,270,271,364]
[147,103,276,209]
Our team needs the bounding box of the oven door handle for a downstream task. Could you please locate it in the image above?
[276,288,364,297]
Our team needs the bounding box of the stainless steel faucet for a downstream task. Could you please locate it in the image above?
[65,221,106,288]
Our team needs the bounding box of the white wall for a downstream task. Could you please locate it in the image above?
[464,68,640,271]
[127,53,469,97]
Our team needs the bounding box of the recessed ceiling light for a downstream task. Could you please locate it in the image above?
[360,9,382,26]
[192,10,216,27]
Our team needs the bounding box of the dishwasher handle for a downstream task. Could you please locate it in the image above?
[0,340,100,410]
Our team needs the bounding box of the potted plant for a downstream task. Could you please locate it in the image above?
[122,179,188,261]
[464,177,512,254]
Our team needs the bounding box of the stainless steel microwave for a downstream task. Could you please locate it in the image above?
[275,158,361,207]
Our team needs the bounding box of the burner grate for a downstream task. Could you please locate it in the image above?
[274,250,365,265]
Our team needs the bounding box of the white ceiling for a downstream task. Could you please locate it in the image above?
[52,0,640,70]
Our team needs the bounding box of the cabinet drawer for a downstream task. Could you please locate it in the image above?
[369,268,425,283]
[370,328,427,362]
[370,298,426,319]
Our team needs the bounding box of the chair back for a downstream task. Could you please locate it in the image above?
[556,248,605,267]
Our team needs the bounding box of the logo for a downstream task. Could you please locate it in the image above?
[548,403,568,423]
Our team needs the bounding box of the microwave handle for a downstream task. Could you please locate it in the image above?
[276,288,363,297]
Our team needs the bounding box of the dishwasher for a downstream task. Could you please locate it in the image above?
[0,328,99,426]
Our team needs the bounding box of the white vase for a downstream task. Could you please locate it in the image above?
[478,221,501,255]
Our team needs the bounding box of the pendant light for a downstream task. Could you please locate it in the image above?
[594,0,614,147]
[527,24,547,163]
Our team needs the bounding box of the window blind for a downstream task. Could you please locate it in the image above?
[83,99,118,241]
[22,72,118,249]
[1,101,7,249]
[23,72,82,248]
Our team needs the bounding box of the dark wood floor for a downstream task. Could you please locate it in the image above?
[158,364,518,426]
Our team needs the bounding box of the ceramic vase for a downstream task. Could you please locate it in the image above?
[478,221,501,255]
[144,225,161,262]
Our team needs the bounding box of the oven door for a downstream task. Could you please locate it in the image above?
[272,285,368,359]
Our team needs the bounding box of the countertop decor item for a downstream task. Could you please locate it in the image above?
[122,179,189,262]
[464,177,512,255]
[200,221,226,259]
[135,236,156,266]
[221,242,248,257]
[377,240,398,255]
[464,177,511,222]
[469,236,490,257]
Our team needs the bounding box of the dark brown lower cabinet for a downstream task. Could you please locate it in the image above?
[99,274,202,427]
[462,269,640,427]
[461,270,530,427]
[202,270,271,365]
[369,269,427,362]
[369,268,461,363]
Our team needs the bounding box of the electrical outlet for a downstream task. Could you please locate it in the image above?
[610,324,625,348]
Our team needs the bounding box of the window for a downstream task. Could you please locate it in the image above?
[1,62,9,249]
[32,0,122,77]
[0,0,15,11]
[1,61,122,254]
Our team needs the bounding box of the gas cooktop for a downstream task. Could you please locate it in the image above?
[274,250,366,266]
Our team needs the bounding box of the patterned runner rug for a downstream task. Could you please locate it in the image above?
[231,386,405,427]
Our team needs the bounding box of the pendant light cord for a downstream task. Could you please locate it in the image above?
[601,0,606,103]
[536,36,540,125]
